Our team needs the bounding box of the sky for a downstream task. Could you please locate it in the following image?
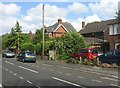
[0,0,120,35]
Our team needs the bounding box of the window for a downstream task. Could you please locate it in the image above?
[109,25,114,35]
[114,24,118,34]
[109,24,119,35]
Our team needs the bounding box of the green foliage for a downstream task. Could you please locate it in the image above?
[116,9,120,17]
[35,43,42,55]
[66,58,79,64]
[49,32,87,61]
[21,43,35,52]
[57,53,69,60]
[33,29,49,44]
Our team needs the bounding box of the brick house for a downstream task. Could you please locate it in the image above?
[45,18,77,38]
[80,18,120,52]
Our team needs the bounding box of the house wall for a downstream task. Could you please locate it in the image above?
[53,26,67,38]
[104,27,120,50]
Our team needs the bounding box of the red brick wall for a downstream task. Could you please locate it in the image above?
[53,26,67,38]
[104,28,120,50]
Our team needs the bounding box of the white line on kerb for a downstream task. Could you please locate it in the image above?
[53,77,85,88]
[27,80,32,84]
[5,61,14,65]
[19,66,38,73]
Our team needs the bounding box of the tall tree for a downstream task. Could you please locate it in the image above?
[116,9,120,17]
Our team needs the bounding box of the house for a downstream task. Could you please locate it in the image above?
[45,18,77,38]
[80,18,120,52]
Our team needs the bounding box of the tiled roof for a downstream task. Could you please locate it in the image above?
[84,37,104,44]
[80,19,118,34]
[45,22,77,33]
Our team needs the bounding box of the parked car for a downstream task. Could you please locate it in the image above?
[98,49,120,66]
[17,51,36,63]
[70,48,98,60]
[2,50,15,58]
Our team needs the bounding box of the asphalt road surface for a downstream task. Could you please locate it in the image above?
[1,57,120,88]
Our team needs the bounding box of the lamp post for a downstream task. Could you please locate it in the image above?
[14,30,19,53]
[42,4,45,60]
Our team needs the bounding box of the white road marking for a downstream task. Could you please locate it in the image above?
[3,67,5,69]
[74,69,79,71]
[110,84,120,87]
[57,71,62,74]
[14,73,17,76]
[5,69,8,71]
[58,66,68,69]
[19,76,24,79]
[49,69,53,71]
[65,73,71,76]
[19,66,38,73]
[42,64,52,67]
[52,77,85,88]
[9,71,12,73]
[101,77,118,81]
[0,84,2,87]
[36,85,41,88]
[92,79,101,83]
[27,80,32,84]
[42,67,46,70]
[77,76,84,79]
[0,66,2,68]
[5,61,14,65]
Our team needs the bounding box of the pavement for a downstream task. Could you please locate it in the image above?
[1,57,120,88]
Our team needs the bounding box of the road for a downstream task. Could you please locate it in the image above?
[1,57,120,88]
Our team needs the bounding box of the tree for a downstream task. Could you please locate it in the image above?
[33,29,49,44]
[49,32,88,60]
[21,43,35,52]
[116,9,120,17]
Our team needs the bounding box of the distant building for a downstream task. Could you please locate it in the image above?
[80,18,120,52]
[45,18,77,38]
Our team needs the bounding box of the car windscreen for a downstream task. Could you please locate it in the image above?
[26,52,35,56]
[89,50,98,54]
[6,50,13,53]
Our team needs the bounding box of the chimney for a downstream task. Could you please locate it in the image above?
[58,18,62,24]
[82,21,85,29]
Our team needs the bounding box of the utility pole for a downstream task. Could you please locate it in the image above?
[42,4,45,60]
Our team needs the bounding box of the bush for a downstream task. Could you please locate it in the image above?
[21,42,35,52]
[66,58,79,64]
[57,53,69,60]
[35,43,42,55]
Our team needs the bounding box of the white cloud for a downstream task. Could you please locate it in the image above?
[85,14,101,23]
[0,2,21,16]
[89,0,119,19]
[68,2,88,13]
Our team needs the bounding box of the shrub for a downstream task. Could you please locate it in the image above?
[21,42,35,52]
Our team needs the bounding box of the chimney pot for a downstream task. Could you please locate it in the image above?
[82,21,85,29]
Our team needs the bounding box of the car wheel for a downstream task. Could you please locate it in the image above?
[22,59,25,63]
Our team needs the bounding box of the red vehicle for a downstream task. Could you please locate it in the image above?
[70,48,98,60]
